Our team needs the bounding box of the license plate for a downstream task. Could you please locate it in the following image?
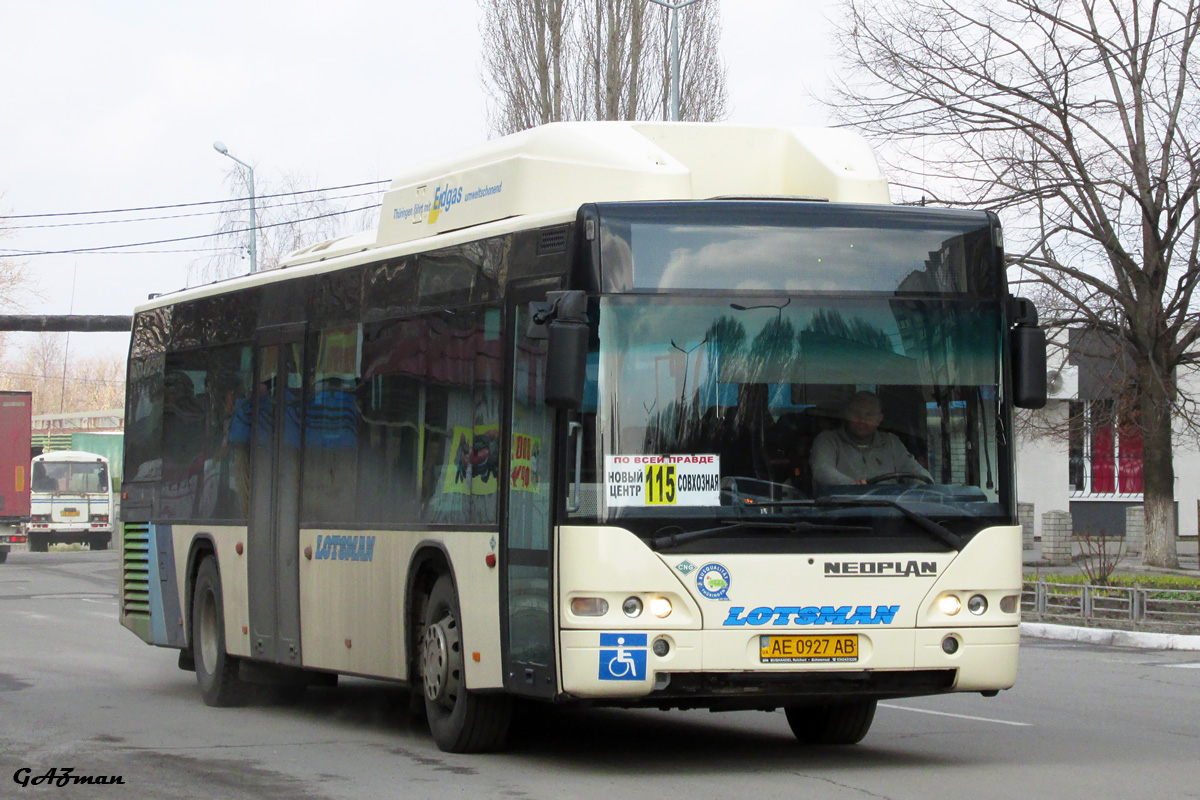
[61,509,79,517]
[759,634,859,663]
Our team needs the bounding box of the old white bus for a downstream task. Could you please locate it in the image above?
[28,450,114,551]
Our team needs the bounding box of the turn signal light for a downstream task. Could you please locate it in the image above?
[570,597,609,617]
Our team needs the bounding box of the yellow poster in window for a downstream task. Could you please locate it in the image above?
[442,424,500,495]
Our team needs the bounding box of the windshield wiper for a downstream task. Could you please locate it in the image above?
[649,519,871,551]
[744,497,963,551]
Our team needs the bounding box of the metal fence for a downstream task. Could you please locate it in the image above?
[1022,579,1200,629]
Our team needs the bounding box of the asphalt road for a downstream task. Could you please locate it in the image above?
[2,550,1198,800]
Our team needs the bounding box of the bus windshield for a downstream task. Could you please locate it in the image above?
[33,461,110,494]
[581,295,1010,543]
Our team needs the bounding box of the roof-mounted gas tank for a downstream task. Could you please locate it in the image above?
[373,121,891,248]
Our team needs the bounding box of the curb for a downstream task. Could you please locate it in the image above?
[1021,622,1200,651]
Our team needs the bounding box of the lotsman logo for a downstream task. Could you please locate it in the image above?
[314,534,376,563]
[722,605,900,626]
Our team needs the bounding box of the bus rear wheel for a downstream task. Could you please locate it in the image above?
[192,556,247,707]
[419,574,512,753]
[784,699,877,745]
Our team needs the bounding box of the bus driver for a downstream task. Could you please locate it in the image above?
[810,391,931,487]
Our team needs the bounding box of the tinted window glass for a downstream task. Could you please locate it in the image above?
[205,344,254,520]
[132,307,171,359]
[362,258,417,320]
[302,325,366,524]
[161,350,208,518]
[124,354,164,484]
[598,203,997,296]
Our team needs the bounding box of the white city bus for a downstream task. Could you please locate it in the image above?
[28,450,114,551]
[119,122,1046,753]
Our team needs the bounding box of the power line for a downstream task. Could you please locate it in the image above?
[0,203,382,257]
[0,179,390,221]
[2,188,387,231]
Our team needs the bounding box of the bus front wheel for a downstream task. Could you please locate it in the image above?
[419,574,512,753]
[784,699,877,745]
[192,557,247,707]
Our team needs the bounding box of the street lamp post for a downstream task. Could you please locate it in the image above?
[647,0,707,122]
[212,141,258,273]
[730,298,792,322]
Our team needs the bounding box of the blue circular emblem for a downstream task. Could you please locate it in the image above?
[696,562,731,600]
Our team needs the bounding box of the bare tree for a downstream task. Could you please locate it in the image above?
[0,196,41,364]
[0,333,124,415]
[480,0,728,136]
[189,170,384,285]
[825,0,1200,568]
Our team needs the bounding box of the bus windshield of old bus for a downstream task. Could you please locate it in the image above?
[32,461,110,494]
[582,294,1009,543]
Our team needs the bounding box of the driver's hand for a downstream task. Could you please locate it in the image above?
[854,479,867,485]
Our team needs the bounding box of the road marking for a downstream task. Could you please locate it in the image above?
[1160,663,1200,669]
[880,703,1031,727]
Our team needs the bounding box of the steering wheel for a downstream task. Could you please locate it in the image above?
[865,471,933,485]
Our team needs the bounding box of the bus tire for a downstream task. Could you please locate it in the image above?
[28,532,48,553]
[784,699,877,745]
[192,556,247,707]
[420,574,512,753]
[90,535,109,551]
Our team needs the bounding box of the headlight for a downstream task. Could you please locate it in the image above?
[649,597,672,618]
[622,596,643,618]
[938,594,962,616]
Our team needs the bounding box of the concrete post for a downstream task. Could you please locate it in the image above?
[1018,502,1035,552]
[1042,510,1073,566]
[1124,506,1144,558]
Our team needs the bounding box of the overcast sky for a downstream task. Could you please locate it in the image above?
[1,0,840,360]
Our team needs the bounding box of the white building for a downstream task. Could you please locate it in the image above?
[1017,329,1200,542]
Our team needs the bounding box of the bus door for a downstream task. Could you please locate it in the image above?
[501,282,561,697]
[248,326,305,666]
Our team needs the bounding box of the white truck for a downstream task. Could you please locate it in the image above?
[27,451,113,551]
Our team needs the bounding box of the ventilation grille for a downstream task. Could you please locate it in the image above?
[537,227,568,255]
[122,522,151,619]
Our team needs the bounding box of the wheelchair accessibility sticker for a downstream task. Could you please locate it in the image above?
[598,633,648,681]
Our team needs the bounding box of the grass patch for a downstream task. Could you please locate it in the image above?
[1025,572,1200,601]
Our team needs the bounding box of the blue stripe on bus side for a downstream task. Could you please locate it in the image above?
[147,524,170,646]
[157,527,185,648]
